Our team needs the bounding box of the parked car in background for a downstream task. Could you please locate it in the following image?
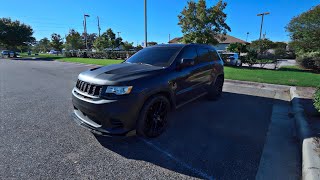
[220,52,242,67]
[1,50,10,58]
[9,51,15,57]
[49,50,60,55]
[72,44,224,138]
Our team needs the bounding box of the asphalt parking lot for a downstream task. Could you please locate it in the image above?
[0,59,300,179]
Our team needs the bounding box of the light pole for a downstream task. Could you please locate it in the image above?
[144,0,147,47]
[246,32,249,42]
[257,12,270,40]
[84,14,90,49]
[97,16,101,37]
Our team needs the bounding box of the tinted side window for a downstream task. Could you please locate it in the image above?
[197,48,211,63]
[177,46,197,60]
[209,49,220,61]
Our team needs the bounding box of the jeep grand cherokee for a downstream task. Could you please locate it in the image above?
[72,44,224,138]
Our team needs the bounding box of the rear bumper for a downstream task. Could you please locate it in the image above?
[71,88,143,136]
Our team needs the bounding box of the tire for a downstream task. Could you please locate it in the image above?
[137,95,170,138]
[207,76,224,100]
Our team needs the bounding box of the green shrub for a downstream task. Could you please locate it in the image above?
[242,49,258,67]
[296,51,320,72]
[64,51,136,60]
[314,88,320,113]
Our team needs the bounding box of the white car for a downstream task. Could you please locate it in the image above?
[220,53,242,67]
[49,50,60,54]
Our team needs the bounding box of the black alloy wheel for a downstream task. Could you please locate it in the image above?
[137,95,170,138]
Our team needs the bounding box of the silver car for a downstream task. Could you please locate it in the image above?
[220,53,242,67]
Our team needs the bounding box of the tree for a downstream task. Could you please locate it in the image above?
[17,45,29,53]
[32,43,41,53]
[38,38,51,52]
[87,33,97,49]
[273,42,287,50]
[227,42,247,53]
[122,41,134,51]
[114,37,123,48]
[135,45,143,51]
[286,5,320,52]
[101,28,122,48]
[93,36,108,51]
[65,29,83,50]
[0,18,35,49]
[178,0,231,44]
[103,28,116,41]
[147,42,158,46]
[250,39,274,54]
[242,48,258,67]
[50,33,63,51]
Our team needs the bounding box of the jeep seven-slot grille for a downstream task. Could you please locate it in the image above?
[76,80,102,96]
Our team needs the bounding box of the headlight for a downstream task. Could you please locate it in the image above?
[105,86,133,95]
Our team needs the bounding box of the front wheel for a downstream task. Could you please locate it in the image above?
[137,95,170,138]
[207,76,224,100]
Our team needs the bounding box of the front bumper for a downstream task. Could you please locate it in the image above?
[71,88,142,136]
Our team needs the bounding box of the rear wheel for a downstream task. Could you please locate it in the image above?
[137,95,170,138]
[207,76,224,100]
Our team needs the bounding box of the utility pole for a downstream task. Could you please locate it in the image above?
[144,0,147,47]
[84,14,90,49]
[117,32,121,38]
[97,16,101,37]
[257,12,270,40]
[246,32,249,42]
[168,34,171,43]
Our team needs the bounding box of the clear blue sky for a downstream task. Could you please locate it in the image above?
[1,0,318,45]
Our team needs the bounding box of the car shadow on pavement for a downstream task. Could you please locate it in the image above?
[95,92,287,179]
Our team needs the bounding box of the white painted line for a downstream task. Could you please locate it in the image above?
[139,138,214,180]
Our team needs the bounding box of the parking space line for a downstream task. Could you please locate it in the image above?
[139,138,214,180]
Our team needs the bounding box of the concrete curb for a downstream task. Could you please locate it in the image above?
[289,87,320,180]
[303,137,320,180]
[289,87,313,141]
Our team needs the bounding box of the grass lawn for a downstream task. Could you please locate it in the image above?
[19,53,123,66]
[225,66,320,87]
[58,58,122,66]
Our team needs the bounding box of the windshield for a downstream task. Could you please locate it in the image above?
[125,47,181,67]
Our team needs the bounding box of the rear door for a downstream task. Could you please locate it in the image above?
[194,47,214,86]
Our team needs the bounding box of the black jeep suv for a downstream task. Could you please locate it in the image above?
[72,44,224,137]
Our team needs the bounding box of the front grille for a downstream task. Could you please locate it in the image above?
[76,80,103,96]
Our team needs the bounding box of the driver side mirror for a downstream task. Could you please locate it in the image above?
[177,58,195,70]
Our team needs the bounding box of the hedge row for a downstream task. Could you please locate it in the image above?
[296,51,320,72]
[64,51,137,60]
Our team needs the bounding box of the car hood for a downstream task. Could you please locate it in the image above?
[78,62,164,85]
